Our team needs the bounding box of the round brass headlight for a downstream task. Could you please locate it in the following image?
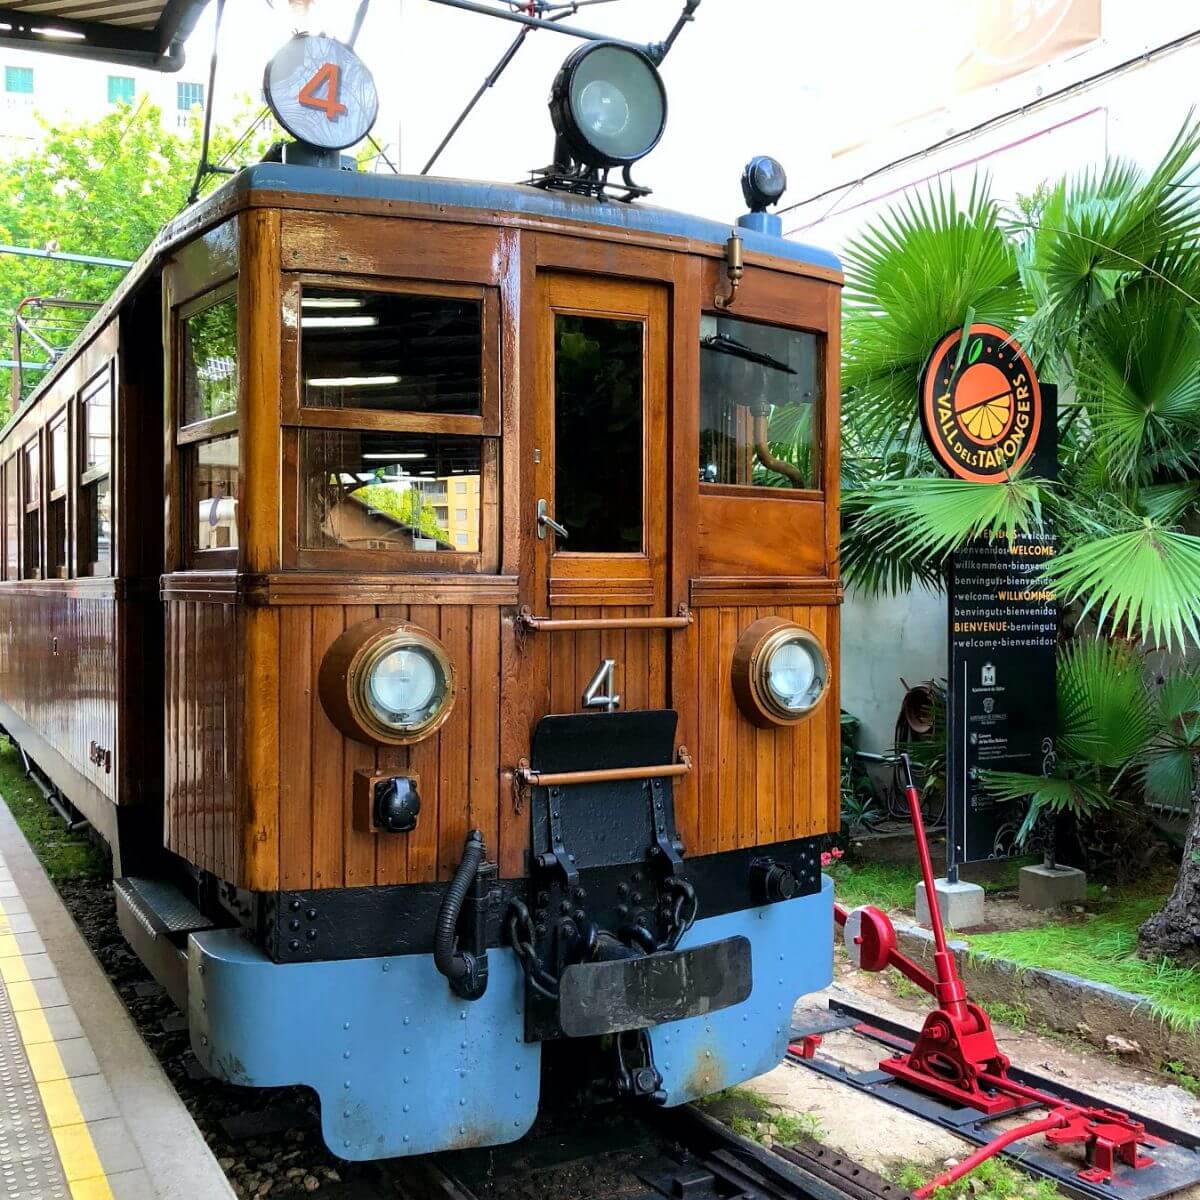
[318,619,455,746]
[732,616,830,727]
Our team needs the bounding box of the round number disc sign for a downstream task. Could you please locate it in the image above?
[264,34,378,151]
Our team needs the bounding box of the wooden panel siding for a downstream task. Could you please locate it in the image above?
[0,584,118,798]
[680,602,841,858]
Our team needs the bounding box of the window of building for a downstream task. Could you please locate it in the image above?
[21,437,40,579]
[698,314,822,491]
[179,287,238,563]
[107,75,134,105]
[5,67,32,94]
[290,281,497,568]
[47,414,67,578]
[554,314,643,554]
[4,458,17,581]
[79,369,112,576]
[177,81,204,111]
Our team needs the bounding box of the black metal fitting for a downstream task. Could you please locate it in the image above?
[750,857,798,904]
[373,776,421,834]
[434,830,490,1001]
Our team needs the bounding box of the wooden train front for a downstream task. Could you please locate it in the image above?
[0,168,841,1160]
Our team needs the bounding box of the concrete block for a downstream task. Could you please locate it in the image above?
[915,878,985,930]
[1019,864,1086,909]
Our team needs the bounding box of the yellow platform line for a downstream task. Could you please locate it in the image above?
[0,896,115,1199]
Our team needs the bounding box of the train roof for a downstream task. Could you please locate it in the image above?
[218,164,842,273]
[11,162,841,425]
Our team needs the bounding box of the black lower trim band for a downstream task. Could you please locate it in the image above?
[259,835,824,964]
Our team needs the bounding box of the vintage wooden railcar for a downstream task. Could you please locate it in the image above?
[0,156,842,1157]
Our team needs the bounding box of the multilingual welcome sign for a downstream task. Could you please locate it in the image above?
[919,324,1059,869]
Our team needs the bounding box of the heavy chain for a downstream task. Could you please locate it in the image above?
[661,877,698,951]
[505,899,559,999]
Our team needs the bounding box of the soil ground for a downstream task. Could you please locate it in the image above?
[743,951,1200,1192]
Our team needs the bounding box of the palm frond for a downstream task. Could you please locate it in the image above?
[981,770,1113,844]
[842,178,1026,451]
[1044,522,1200,649]
[1075,284,1200,484]
[843,477,1045,592]
[1057,639,1153,767]
[1135,668,1200,809]
[1140,481,1200,525]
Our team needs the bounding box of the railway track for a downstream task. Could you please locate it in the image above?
[388,1104,912,1200]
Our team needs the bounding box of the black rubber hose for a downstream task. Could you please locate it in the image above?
[435,829,485,983]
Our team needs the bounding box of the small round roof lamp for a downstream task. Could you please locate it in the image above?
[549,41,668,168]
[742,155,788,212]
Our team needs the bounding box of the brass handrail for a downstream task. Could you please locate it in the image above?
[517,604,692,633]
[518,747,692,788]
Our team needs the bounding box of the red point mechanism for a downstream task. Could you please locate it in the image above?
[832,754,1159,1195]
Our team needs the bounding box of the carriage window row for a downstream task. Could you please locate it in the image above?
[0,367,112,582]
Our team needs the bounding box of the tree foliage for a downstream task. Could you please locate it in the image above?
[0,98,279,404]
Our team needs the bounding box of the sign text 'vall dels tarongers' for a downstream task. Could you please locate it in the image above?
[918,323,1059,868]
[920,323,1043,484]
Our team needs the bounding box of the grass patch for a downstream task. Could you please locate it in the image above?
[826,860,918,911]
[699,1087,824,1147]
[983,1000,1029,1031]
[893,1156,1058,1200]
[0,740,107,883]
[967,886,1200,1032]
[1163,1061,1200,1096]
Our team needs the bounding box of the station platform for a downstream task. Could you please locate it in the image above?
[0,801,233,1200]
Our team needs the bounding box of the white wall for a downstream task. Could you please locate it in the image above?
[842,587,946,753]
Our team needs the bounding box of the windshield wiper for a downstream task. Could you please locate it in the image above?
[700,332,796,375]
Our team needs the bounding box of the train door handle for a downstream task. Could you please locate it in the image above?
[537,499,569,541]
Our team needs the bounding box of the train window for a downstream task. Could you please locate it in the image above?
[698,314,821,491]
[181,293,238,426]
[190,434,240,554]
[298,430,481,554]
[47,414,67,579]
[300,287,482,417]
[3,459,16,581]
[79,371,112,577]
[553,314,643,554]
[22,437,40,580]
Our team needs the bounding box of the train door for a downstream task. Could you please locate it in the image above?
[532,273,671,714]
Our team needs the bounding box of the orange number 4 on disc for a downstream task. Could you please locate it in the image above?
[299,62,347,121]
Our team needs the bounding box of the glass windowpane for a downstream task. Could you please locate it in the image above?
[699,315,821,490]
[299,430,481,554]
[50,421,67,492]
[5,67,32,94]
[182,296,238,425]
[553,315,643,554]
[192,435,239,552]
[107,75,134,104]
[301,288,482,416]
[5,462,17,580]
[82,477,111,576]
[84,377,111,472]
[23,441,38,506]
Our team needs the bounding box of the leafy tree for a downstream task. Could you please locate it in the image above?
[0,97,280,405]
[352,482,450,545]
[842,118,1200,959]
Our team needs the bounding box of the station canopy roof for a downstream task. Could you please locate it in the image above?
[0,0,210,71]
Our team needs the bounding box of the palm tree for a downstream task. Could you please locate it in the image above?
[840,118,1200,959]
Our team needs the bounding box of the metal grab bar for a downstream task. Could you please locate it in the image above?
[517,605,692,633]
[517,747,692,788]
